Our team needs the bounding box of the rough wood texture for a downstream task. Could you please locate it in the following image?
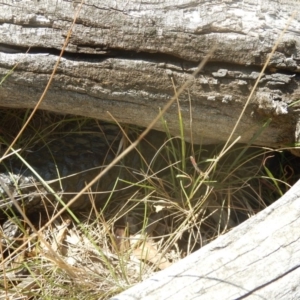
[0,1,300,148]
[112,180,300,299]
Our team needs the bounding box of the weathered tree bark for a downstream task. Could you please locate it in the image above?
[0,1,300,148]
[112,179,300,300]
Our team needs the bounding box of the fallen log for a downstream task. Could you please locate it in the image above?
[1,2,300,298]
[112,179,300,300]
[0,1,300,150]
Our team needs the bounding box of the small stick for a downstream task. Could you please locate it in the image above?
[190,156,203,175]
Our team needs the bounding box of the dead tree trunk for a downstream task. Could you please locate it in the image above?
[0,1,300,148]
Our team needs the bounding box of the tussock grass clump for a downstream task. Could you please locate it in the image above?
[0,108,299,300]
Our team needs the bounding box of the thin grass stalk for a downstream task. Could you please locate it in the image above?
[171,77,186,171]
[179,180,192,211]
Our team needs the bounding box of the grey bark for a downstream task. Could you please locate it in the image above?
[112,179,300,300]
[0,1,300,148]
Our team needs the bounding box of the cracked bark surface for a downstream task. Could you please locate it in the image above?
[0,0,300,149]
